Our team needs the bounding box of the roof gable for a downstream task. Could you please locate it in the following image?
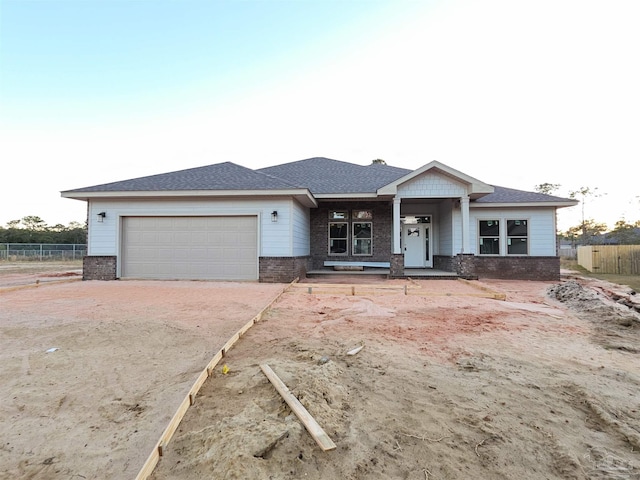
[378,160,494,198]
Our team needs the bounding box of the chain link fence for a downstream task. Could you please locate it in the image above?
[0,244,87,261]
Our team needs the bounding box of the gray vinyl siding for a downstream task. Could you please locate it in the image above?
[291,200,311,256]
[438,200,454,256]
[468,208,557,256]
[87,198,295,260]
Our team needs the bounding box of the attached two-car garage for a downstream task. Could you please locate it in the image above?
[121,216,258,280]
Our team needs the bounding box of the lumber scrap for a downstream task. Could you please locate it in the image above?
[346,345,364,356]
[260,364,336,452]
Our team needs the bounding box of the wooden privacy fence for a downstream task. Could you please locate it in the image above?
[577,245,640,274]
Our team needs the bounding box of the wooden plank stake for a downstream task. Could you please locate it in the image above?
[260,364,336,452]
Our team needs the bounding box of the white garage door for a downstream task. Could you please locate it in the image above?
[121,216,258,280]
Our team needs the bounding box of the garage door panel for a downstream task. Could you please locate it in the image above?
[122,216,258,280]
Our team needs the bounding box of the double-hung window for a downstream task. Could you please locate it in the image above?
[329,211,348,255]
[507,220,528,254]
[479,220,500,255]
[353,222,372,255]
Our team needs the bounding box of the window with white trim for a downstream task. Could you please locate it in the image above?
[479,220,500,255]
[353,222,372,256]
[329,222,348,255]
[507,220,528,255]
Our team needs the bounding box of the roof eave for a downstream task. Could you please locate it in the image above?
[313,192,380,200]
[61,188,318,207]
[471,201,579,208]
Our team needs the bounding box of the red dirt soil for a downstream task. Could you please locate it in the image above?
[1,266,639,479]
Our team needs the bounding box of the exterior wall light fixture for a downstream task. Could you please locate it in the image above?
[271,210,278,222]
[97,212,106,223]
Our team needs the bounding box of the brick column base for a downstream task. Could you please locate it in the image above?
[389,254,404,278]
[83,256,117,281]
[455,254,478,279]
[259,256,311,283]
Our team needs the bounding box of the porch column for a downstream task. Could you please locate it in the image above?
[460,195,470,253]
[393,197,401,254]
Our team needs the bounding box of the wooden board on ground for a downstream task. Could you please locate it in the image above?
[260,364,337,452]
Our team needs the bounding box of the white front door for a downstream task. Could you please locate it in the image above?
[402,224,432,268]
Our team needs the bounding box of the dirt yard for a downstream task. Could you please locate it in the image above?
[1,266,639,479]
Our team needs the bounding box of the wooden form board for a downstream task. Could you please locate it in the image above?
[0,277,81,294]
[294,285,505,300]
[134,281,294,480]
[260,364,336,452]
[456,278,507,300]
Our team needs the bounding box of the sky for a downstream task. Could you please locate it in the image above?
[0,0,638,232]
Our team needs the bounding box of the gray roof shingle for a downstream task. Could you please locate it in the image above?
[63,162,299,193]
[257,157,412,194]
[62,157,575,206]
[476,186,575,203]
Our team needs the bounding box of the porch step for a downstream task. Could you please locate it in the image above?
[306,268,459,279]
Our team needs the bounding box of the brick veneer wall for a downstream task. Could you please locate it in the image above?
[434,255,455,272]
[83,256,117,281]
[310,201,392,269]
[467,255,560,281]
[259,256,311,283]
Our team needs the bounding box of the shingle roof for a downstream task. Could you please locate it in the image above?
[62,157,575,206]
[257,157,412,194]
[475,186,575,204]
[63,162,299,193]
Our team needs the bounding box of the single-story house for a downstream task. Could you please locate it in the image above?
[61,157,578,282]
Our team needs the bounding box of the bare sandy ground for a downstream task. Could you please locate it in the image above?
[0,275,285,479]
[1,266,639,479]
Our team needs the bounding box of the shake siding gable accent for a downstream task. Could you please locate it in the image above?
[397,171,467,198]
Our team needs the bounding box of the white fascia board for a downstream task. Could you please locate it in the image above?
[471,201,579,209]
[378,160,494,196]
[61,189,318,207]
[313,193,379,200]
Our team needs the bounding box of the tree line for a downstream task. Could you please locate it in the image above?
[2,193,639,248]
[0,216,87,244]
[536,183,640,246]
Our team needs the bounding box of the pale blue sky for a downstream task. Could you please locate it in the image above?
[1,0,638,231]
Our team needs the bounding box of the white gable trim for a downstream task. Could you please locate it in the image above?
[377,160,494,198]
